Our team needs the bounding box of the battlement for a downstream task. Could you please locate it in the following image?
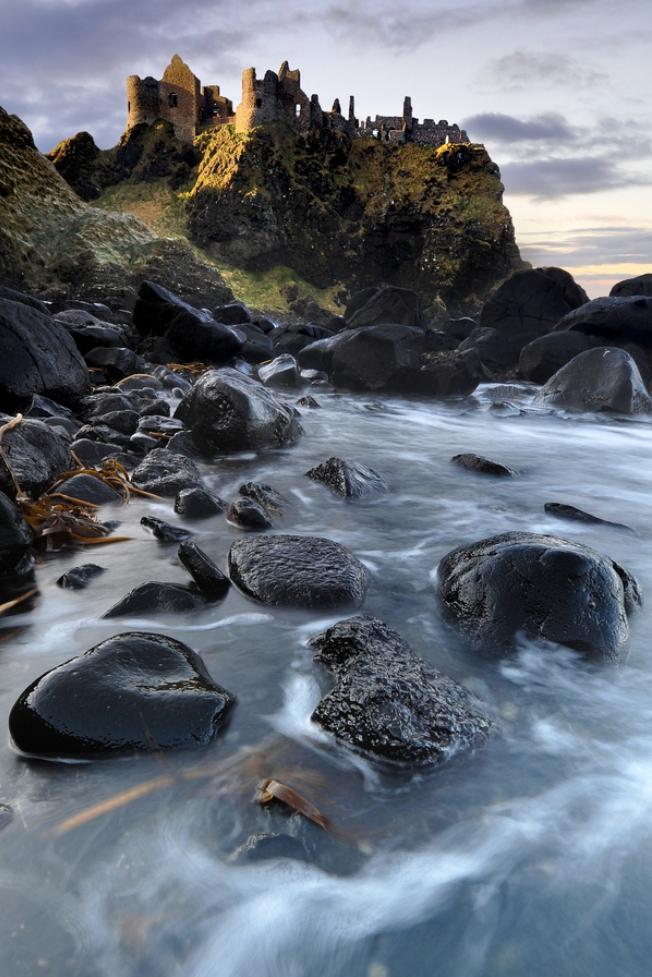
[126,55,469,148]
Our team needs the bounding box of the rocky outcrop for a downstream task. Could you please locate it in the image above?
[305,457,388,497]
[0,106,232,309]
[187,125,525,311]
[438,531,642,663]
[310,615,495,766]
[8,631,236,758]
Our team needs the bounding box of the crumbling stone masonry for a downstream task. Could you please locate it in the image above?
[126,55,469,147]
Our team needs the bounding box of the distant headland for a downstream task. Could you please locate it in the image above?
[127,53,469,148]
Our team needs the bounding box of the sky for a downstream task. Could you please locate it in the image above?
[2,0,651,299]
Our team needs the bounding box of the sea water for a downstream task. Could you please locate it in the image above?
[1,385,651,977]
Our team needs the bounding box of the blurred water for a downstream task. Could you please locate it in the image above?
[1,385,652,977]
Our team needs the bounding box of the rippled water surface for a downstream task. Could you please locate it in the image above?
[2,386,652,977]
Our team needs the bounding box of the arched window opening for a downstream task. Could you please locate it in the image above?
[168,93,178,108]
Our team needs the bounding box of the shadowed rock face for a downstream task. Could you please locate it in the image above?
[174,368,302,453]
[228,534,370,608]
[531,347,652,415]
[305,457,388,497]
[438,531,642,664]
[8,631,236,758]
[0,298,90,411]
[310,615,495,767]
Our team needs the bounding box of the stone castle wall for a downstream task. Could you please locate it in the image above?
[126,55,469,148]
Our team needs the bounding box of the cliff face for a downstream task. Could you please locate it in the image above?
[187,124,525,312]
[0,107,231,309]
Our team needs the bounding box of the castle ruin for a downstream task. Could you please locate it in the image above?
[126,55,469,147]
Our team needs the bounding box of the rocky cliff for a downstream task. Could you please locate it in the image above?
[187,124,524,313]
[22,110,524,316]
[0,107,232,310]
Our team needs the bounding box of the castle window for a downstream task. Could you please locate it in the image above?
[168,93,178,108]
[255,98,262,108]
[295,104,301,118]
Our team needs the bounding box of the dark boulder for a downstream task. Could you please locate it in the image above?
[476,267,589,369]
[531,347,652,414]
[346,286,426,330]
[258,353,305,390]
[8,631,235,757]
[553,295,652,349]
[130,448,204,496]
[272,322,335,357]
[0,414,72,499]
[103,581,203,617]
[0,489,34,580]
[610,274,652,298]
[238,481,289,513]
[0,297,90,410]
[174,486,226,518]
[329,324,424,392]
[228,534,370,608]
[140,515,192,542]
[310,615,495,766]
[544,502,637,535]
[438,531,642,663]
[53,472,122,505]
[451,453,516,477]
[174,368,302,453]
[213,301,252,325]
[413,348,485,397]
[305,457,388,498]
[132,281,245,363]
[56,563,106,590]
[226,496,274,531]
[84,347,151,381]
[178,541,230,596]
[518,331,594,384]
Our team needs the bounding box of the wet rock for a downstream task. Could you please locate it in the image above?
[296,395,321,409]
[272,322,334,357]
[0,489,34,579]
[305,457,388,498]
[610,274,652,298]
[479,267,589,365]
[451,453,516,477]
[130,448,204,496]
[413,348,485,397]
[56,563,106,590]
[103,581,203,617]
[69,437,135,468]
[330,324,424,392]
[174,486,226,518]
[140,515,192,542]
[228,534,370,608]
[174,368,302,453]
[544,502,637,535]
[518,331,594,384]
[438,531,642,663]
[53,472,122,505]
[213,301,252,325]
[0,414,72,499]
[0,296,90,411]
[531,347,652,415]
[346,286,426,330]
[257,353,305,390]
[554,295,652,348]
[132,281,245,363]
[231,831,310,864]
[238,481,289,513]
[310,615,495,766]
[178,541,230,596]
[8,631,236,757]
[84,346,150,381]
[226,496,274,531]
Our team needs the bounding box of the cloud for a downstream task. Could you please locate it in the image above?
[481,49,608,90]
[464,111,576,144]
[502,156,651,200]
